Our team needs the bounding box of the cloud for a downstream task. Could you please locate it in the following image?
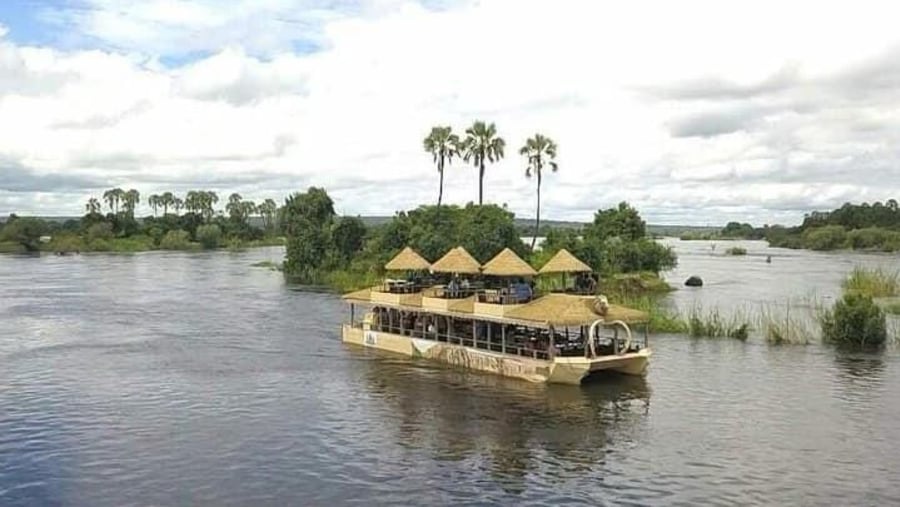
[0,158,102,192]
[1,0,900,225]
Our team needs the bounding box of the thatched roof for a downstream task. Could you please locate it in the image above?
[538,249,592,274]
[384,246,431,271]
[481,248,537,277]
[430,246,481,274]
[342,288,372,302]
[506,293,648,326]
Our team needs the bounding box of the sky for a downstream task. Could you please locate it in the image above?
[1,0,899,225]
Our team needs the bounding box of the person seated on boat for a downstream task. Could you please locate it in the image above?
[512,279,533,303]
[460,277,470,296]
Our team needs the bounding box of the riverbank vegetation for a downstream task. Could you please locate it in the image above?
[281,186,677,292]
[767,201,900,252]
[0,188,283,254]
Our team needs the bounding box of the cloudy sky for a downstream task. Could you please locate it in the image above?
[1,0,899,225]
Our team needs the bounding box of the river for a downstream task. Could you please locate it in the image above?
[1,244,899,505]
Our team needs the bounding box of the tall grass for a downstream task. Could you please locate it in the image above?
[757,302,819,345]
[616,296,687,334]
[685,306,750,340]
[842,267,899,298]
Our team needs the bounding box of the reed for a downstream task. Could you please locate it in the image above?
[616,295,688,334]
[725,246,747,256]
[685,305,750,340]
[842,267,899,298]
[757,302,818,345]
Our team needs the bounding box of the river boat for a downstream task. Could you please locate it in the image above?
[341,246,651,385]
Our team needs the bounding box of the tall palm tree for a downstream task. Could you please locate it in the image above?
[103,188,124,214]
[423,126,460,206]
[122,189,140,217]
[520,134,558,249]
[85,197,101,215]
[173,197,184,216]
[161,191,175,215]
[462,121,505,205]
[148,194,161,216]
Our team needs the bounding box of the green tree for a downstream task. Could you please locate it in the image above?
[282,187,336,281]
[520,133,558,249]
[148,194,161,216]
[172,196,184,216]
[196,224,222,249]
[258,199,278,232]
[423,125,460,206]
[332,217,367,263]
[462,120,505,205]
[0,216,48,252]
[586,202,647,242]
[103,188,125,214]
[122,189,140,218]
[821,293,887,347]
[85,197,102,215]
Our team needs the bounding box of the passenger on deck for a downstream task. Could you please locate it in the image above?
[447,275,460,298]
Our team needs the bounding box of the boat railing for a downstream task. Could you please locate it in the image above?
[365,322,550,361]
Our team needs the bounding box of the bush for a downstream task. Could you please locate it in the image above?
[802,225,847,251]
[725,246,747,256]
[686,306,750,340]
[159,229,192,250]
[821,293,887,346]
[196,224,222,249]
[87,222,114,242]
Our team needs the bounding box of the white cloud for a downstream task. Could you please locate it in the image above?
[2,0,900,224]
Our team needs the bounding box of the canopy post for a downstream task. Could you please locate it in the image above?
[501,325,507,354]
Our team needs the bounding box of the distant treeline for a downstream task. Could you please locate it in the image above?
[0,188,282,253]
[678,200,900,252]
[768,200,900,251]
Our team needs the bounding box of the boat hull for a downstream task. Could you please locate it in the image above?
[342,325,650,385]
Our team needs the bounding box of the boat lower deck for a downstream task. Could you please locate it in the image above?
[342,325,650,384]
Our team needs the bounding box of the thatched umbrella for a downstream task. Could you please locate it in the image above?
[538,248,592,292]
[430,246,482,274]
[481,248,537,277]
[384,246,431,272]
[538,249,591,274]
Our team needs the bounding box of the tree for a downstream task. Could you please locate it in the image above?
[161,191,175,215]
[122,189,140,218]
[423,125,460,206]
[586,202,646,242]
[226,193,245,223]
[332,217,367,263]
[173,197,184,216]
[0,216,48,252]
[148,194,161,216]
[103,188,125,214]
[282,187,336,281]
[462,121,505,205]
[196,224,222,249]
[85,197,102,215]
[258,199,278,232]
[520,134,558,249]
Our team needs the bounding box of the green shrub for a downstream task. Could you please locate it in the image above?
[47,233,85,253]
[196,224,222,249]
[725,246,747,256]
[87,222,114,242]
[159,229,192,250]
[821,293,887,346]
[802,225,847,251]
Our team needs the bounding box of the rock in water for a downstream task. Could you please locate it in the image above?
[685,276,703,287]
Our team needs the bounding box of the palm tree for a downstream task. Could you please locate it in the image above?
[102,188,124,214]
[85,197,101,215]
[148,194,161,216]
[122,189,140,217]
[423,126,460,206]
[462,121,505,205]
[173,197,184,216]
[258,198,278,231]
[161,191,175,215]
[520,134,558,249]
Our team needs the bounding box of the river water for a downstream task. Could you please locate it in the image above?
[1,245,899,506]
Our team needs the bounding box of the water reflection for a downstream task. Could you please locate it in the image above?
[354,349,650,493]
